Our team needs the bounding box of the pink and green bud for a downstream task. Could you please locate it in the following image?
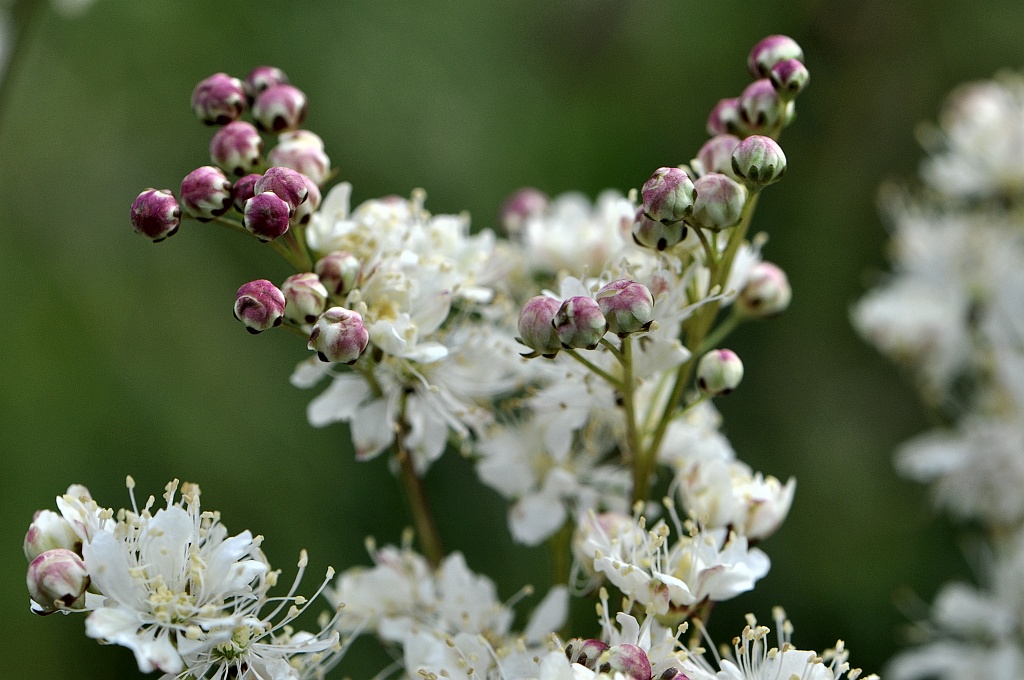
[191,73,246,126]
[180,166,232,221]
[290,173,323,226]
[210,120,263,176]
[601,644,652,680]
[500,187,549,235]
[27,549,89,614]
[632,208,687,251]
[232,173,261,213]
[517,295,562,356]
[130,188,181,241]
[738,261,792,317]
[642,167,695,224]
[315,251,362,297]
[24,510,80,563]
[308,307,369,364]
[565,638,610,668]
[244,66,289,101]
[689,173,747,231]
[731,135,787,189]
[243,192,291,242]
[740,78,784,131]
[694,134,741,178]
[282,272,329,325]
[233,279,285,334]
[254,166,308,214]
[770,58,810,101]
[748,35,804,78]
[697,348,744,396]
[707,97,741,136]
[596,280,654,335]
[268,130,331,186]
[252,83,307,133]
[554,296,608,350]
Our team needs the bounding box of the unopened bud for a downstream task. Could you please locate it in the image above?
[770,58,809,101]
[252,84,307,133]
[731,135,787,189]
[210,121,263,176]
[707,97,741,136]
[308,307,369,364]
[694,134,740,178]
[500,188,549,235]
[738,261,791,317]
[243,192,291,242]
[232,173,261,213]
[282,272,329,325]
[565,638,610,669]
[130,188,181,242]
[268,130,331,186]
[689,173,747,231]
[748,35,804,78]
[642,167,695,224]
[191,73,246,126]
[254,166,308,214]
[291,174,322,226]
[234,280,285,334]
[554,296,608,350]
[696,349,744,396]
[740,79,784,132]
[518,295,562,356]
[602,644,652,680]
[632,208,686,251]
[244,66,289,101]
[27,549,89,614]
[24,510,80,563]
[596,280,654,335]
[315,251,361,296]
[180,166,232,221]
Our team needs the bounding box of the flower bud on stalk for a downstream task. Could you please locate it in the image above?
[738,261,792,317]
[191,73,246,125]
[24,510,80,562]
[254,166,308,215]
[315,251,362,297]
[602,644,652,680]
[232,173,261,213]
[748,35,804,78]
[290,174,322,226]
[210,121,263,176]
[689,173,747,231]
[308,307,369,364]
[130,189,181,241]
[518,295,563,356]
[565,639,610,669]
[268,130,331,186]
[243,192,291,242]
[233,279,285,334]
[180,166,232,221]
[27,549,89,614]
[282,272,329,325]
[707,97,741,136]
[740,79,785,132]
[596,280,654,335]
[694,134,741,178]
[770,58,810,101]
[731,135,787,189]
[244,66,289,101]
[641,167,695,224]
[554,296,608,350]
[500,187,549,235]
[697,349,744,396]
[252,84,308,133]
[632,208,686,251]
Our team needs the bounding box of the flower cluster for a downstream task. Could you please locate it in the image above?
[855,73,1024,679]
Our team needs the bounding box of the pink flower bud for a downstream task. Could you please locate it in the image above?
[565,638,609,669]
[731,135,787,188]
[254,166,308,214]
[642,167,695,224]
[554,296,607,350]
[210,121,263,176]
[689,173,747,231]
[308,307,369,364]
[130,188,181,241]
[707,97,741,136]
[180,166,232,221]
[770,58,810,101]
[243,192,291,242]
[602,644,652,680]
[632,208,687,251]
[738,261,791,317]
[232,173,261,213]
[24,510,80,563]
[233,279,285,334]
[500,187,549,235]
[740,79,784,132]
[252,83,307,133]
[697,348,744,396]
[695,134,740,178]
[27,549,89,614]
[268,130,331,186]
[596,280,654,335]
[191,73,246,125]
[748,35,804,78]
[518,295,562,356]
[244,65,289,101]
[315,251,362,296]
[291,173,322,226]
[282,272,329,325]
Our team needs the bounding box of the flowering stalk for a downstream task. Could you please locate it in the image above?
[394,391,445,568]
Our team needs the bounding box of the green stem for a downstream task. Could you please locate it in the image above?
[694,226,719,280]
[394,392,445,568]
[563,348,623,390]
[698,308,743,354]
[619,335,642,466]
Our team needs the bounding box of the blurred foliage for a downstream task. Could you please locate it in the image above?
[3,0,1023,677]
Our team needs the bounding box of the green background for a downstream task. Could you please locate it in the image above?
[3,0,1021,676]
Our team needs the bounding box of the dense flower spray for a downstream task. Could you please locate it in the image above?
[27,37,878,679]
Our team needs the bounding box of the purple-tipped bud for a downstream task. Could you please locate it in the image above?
[689,173,747,231]
[518,296,562,356]
[282,272,329,325]
[731,135,787,189]
[233,279,285,334]
[268,130,331,186]
[308,307,369,364]
[191,73,246,126]
[565,638,610,669]
[24,510,80,563]
[291,174,322,226]
[252,84,307,133]
[315,251,362,297]
[694,134,741,178]
[27,549,89,614]
[696,348,744,396]
[748,35,804,78]
[254,166,308,214]
[210,121,263,176]
[244,66,289,101]
[554,296,608,350]
[233,173,261,213]
[180,166,232,221]
[601,644,652,680]
[632,208,687,251]
[130,188,181,241]
[642,167,695,224]
[596,280,655,335]
[740,79,784,131]
[707,97,741,136]
[738,261,792,317]
[243,192,291,242]
[500,187,549,235]
[770,58,809,101]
